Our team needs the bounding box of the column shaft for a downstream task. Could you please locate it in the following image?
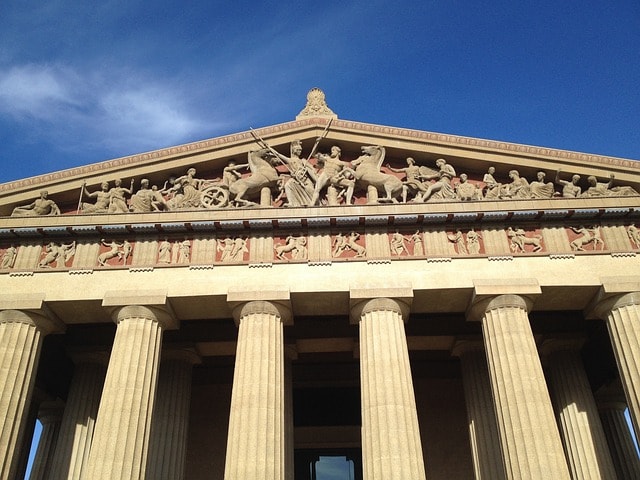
[29,402,64,480]
[599,404,640,479]
[224,302,285,480]
[0,311,48,480]
[604,294,640,439]
[481,295,570,479]
[357,299,426,480]
[48,357,106,480]
[83,307,166,480]
[457,345,505,480]
[146,349,198,480]
[546,346,617,479]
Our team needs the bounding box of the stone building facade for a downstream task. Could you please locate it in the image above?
[1,89,640,479]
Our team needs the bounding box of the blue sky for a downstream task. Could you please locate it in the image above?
[1,0,639,186]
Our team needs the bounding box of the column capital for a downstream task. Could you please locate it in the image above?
[539,336,586,362]
[102,290,178,330]
[161,345,202,365]
[349,286,413,324]
[451,339,484,357]
[585,277,640,319]
[0,293,65,335]
[467,293,535,322]
[227,288,292,326]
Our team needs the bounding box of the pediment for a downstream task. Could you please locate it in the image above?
[1,89,639,220]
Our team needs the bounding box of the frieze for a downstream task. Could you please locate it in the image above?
[1,222,639,273]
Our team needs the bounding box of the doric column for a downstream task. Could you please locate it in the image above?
[589,286,640,440]
[224,294,292,480]
[84,292,177,480]
[350,289,426,480]
[452,340,505,480]
[28,400,64,480]
[284,347,297,480]
[469,293,570,479]
[146,346,201,480]
[541,339,617,479]
[597,390,640,479]
[0,294,64,480]
[48,350,108,480]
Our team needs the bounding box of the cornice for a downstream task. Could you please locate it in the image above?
[2,117,638,195]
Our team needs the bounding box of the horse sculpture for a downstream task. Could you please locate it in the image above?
[351,145,403,203]
[229,148,279,206]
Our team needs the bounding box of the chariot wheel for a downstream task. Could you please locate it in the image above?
[200,185,229,209]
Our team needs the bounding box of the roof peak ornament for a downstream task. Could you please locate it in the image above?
[296,88,337,120]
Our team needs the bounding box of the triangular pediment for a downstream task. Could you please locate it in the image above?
[1,89,639,219]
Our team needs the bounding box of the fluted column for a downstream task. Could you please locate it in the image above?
[224,299,291,480]
[146,347,201,480]
[597,393,640,479]
[0,298,64,480]
[473,294,570,479]
[351,296,426,480]
[453,341,505,480]
[29,400,64,480]
[83,303,176,480]
[284,347,297,480]
[542,339,617,479]
[48,351,108,480]
[593,292,640,440]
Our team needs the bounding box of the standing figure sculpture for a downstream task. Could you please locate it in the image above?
[12,191,61,217]
[390,231,409,256]
[270,140,317,207]
[483,166,501,199]
[312,146,355,206]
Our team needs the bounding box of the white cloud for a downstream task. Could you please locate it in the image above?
[0,62,221,156]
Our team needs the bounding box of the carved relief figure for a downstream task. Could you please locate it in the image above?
[167,168,203,209]
[529,172,554,199]
[130,179,157,213]
[229,149,279,206]
[38,241,76,268]
[502,170,531,199]
[386,157,429,203]
[418,158,456,202]
[217,237,247,262]
[332,232,366,258]
[11,191,61,217]
[177,240,190,264]
[455,173,481,201]
[98,240,129,266]
[270,140,317,207]
[158,239,172,264]
[627,225,640,248]
[507,227,543,253]
[80,182,111,213]
[570,226,604,251]
[107,179,133,213]
[483,167,501,199]
[581,175,614,198]
[351,146,403,203]
[390,231,409,256]
[448,230,468,255]
[1,245,17,269]
[409,230,424,256]
[466,229,482,255]
[555,171,582,198]
[312,146,355,206]
[275,236,307,260]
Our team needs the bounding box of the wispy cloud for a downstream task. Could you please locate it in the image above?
[0,63,221,156]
